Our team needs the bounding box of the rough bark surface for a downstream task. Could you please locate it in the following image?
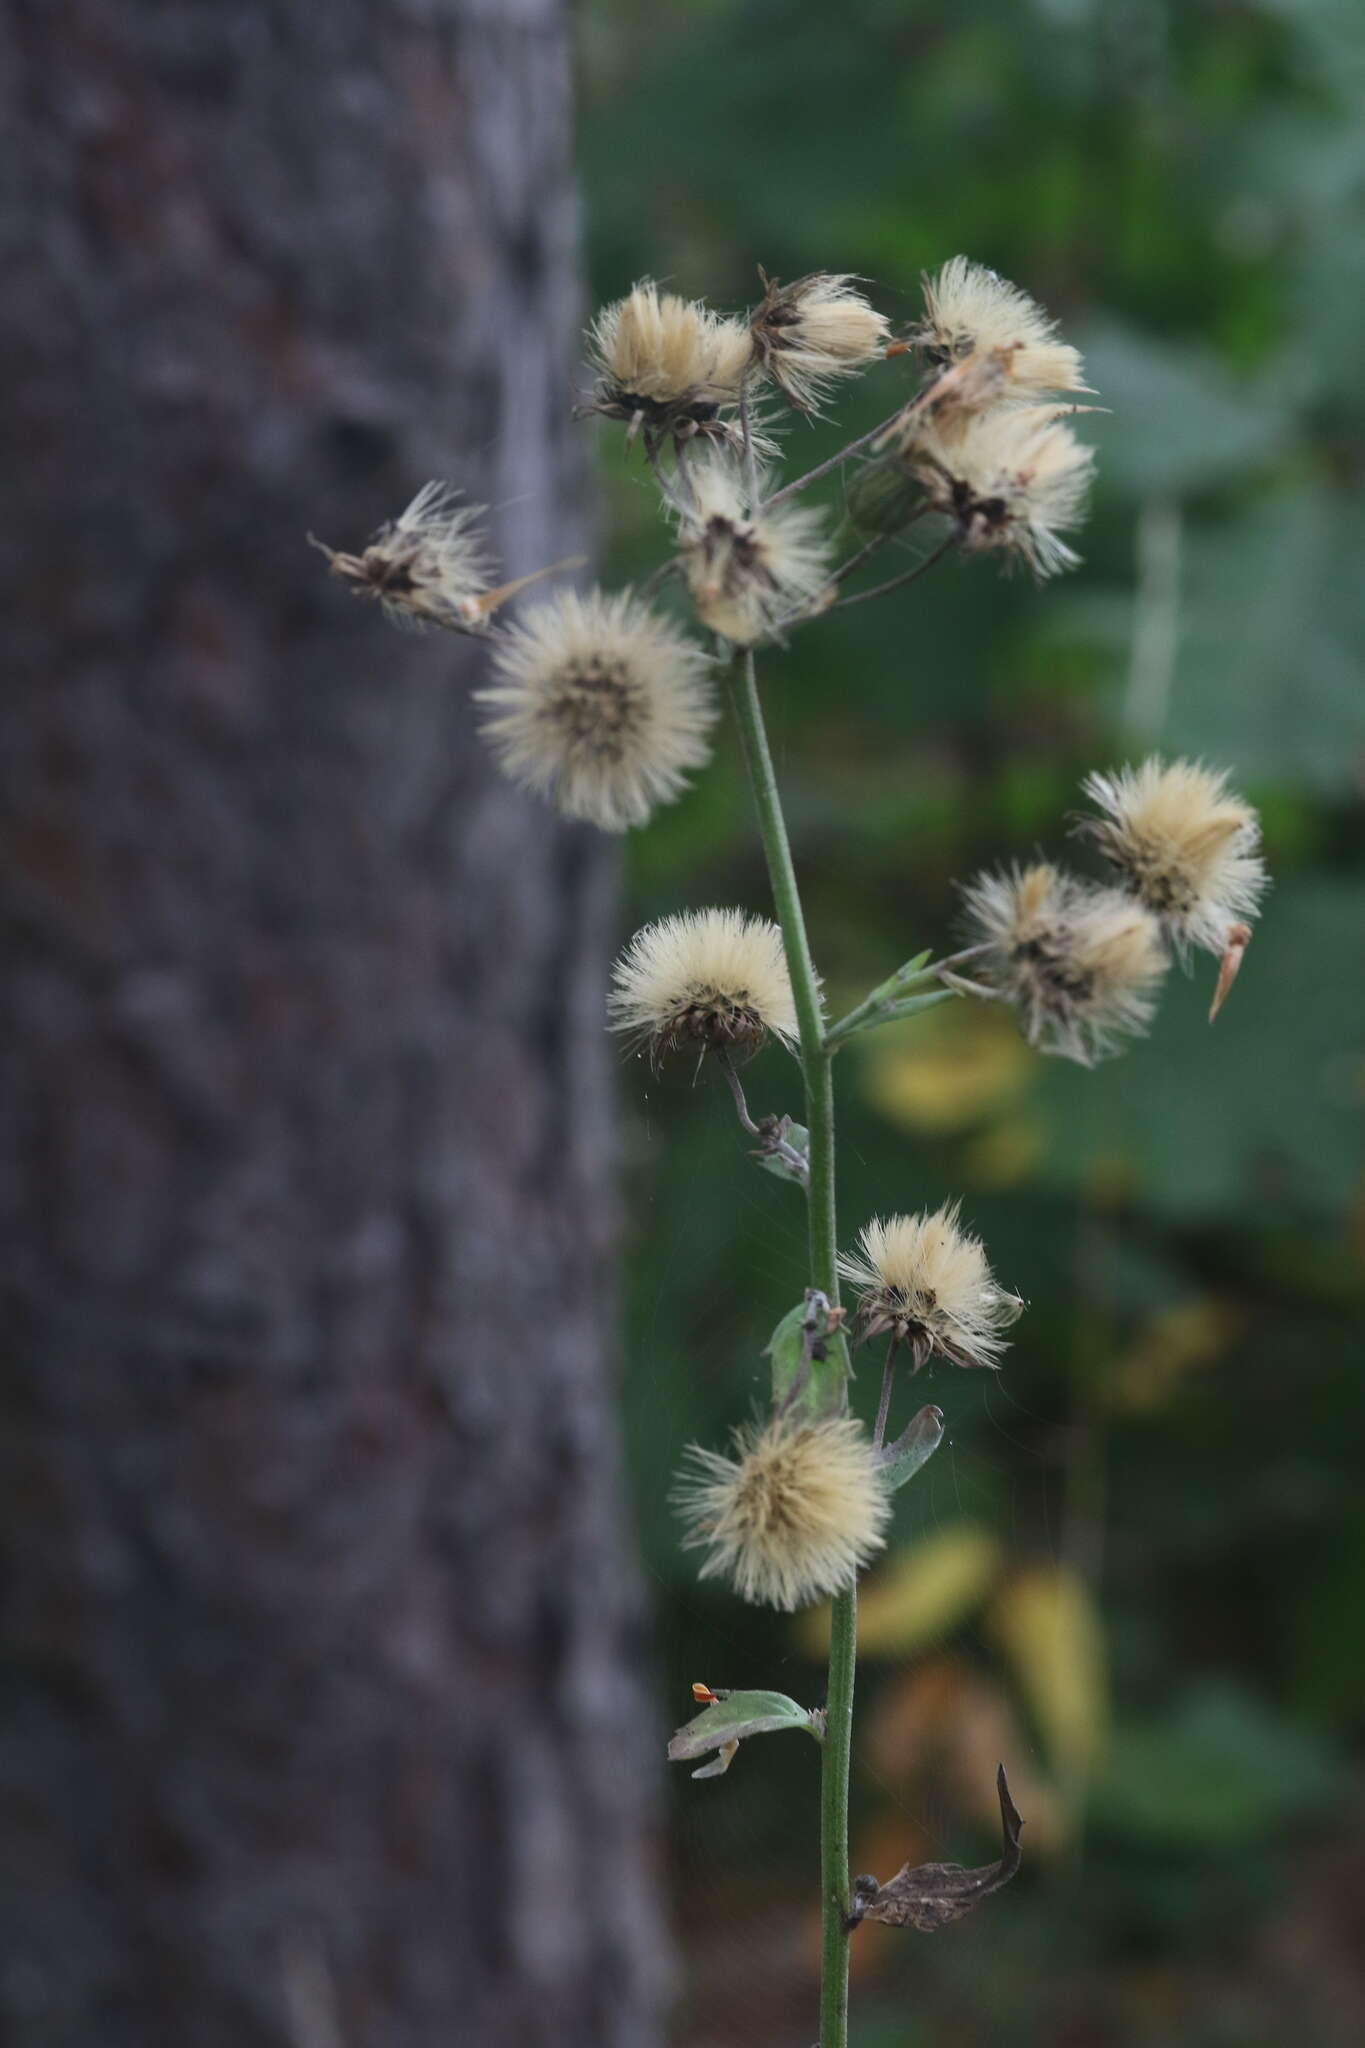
[0,4,666,2044]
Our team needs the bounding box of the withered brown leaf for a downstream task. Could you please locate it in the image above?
[847,1764,1023,1933]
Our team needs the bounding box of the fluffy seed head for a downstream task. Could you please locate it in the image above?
[750,271,892,414]
[962,862,1169,1065]
[1076,757,1268,957]
[313,482,494,630]
[913,256,1090,403]
[675,1413,891,1612]
[911,408,1096,578]
[839,1205,1023,1370]
[677,453,832,643]
[608,907,800,1063]
[587,280,754,436]
[475,589,716,832]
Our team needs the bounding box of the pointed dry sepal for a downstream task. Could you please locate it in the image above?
[668,1686,825,1779]
[1208,920,1253,1023]
[847,1764,1023,1931]
[875,1403,945,1491]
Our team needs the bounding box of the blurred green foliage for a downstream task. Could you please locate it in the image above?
[577,1,1364,2040]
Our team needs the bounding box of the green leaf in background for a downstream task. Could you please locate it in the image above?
[1093,1683,1337,1851]
[1034,879,1364,1218]
[1080,322,1291,497]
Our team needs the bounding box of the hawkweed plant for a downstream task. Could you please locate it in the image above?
[317,257,1268,2048]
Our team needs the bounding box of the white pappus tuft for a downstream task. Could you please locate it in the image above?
[586,280,755,442]
[913,256,1091,406]
[838,1204,1023,1370]
[1076,757,1268,959]
[961,861,1169,1065]
[910,408,1096,578]
[475,589,716,832]
[312,481,495,631]
[750,271,892,415]
[674,1412,891,1612]
[608,906,801,1064]
[676,452,832,643]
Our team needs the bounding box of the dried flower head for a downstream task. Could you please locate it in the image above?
[586,280,754,442]
[677,453,832,643]
[1076,757,1268,958]
[750,271,892,415]
[962,862,1169,1064]
[913,256,1090,403]
[608,907,801,1063]
[839,1205,1023,1369]
[475,589,716,832]
[675,1412,891,1611]
[312,481,494,631]
[910,408,1095,578]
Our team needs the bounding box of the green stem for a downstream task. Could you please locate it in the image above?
[821,1583,857,2048]
[729,647,854,2048]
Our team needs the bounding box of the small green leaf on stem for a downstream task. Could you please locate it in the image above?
[766,1291,849,1412]
[755,1119,810,1185]
[876,988,959,1025]
[668,1688,824,1779]
[875,1403,945,1491]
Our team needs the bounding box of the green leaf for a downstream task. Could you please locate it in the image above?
[1079,322,1290,496]
[754,1120,809,1185]
[764,1292,849,1411]
[864,949,933,1006]
[667,1689,823,1780]
[765,1301,809,1402]
[876,1403,945,1491]
[877,988,959,1025]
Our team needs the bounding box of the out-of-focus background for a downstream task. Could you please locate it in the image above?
[580,2,1365,2043]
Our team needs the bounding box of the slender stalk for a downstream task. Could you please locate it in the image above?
[872,1338,899,1451]
[728,646,853,2048]
[826,531,957,611]
[763,404,909,510]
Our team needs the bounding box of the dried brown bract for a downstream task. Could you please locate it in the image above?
[848,1764,1023,1932]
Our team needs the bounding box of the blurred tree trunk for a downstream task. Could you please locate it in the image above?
[0,4,666,2046]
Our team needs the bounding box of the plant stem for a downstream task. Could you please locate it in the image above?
[825,531,957,611]
[729,646,853,2048]
[763,405,909,510]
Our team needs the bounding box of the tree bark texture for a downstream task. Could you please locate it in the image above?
[0,4,666,2044]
